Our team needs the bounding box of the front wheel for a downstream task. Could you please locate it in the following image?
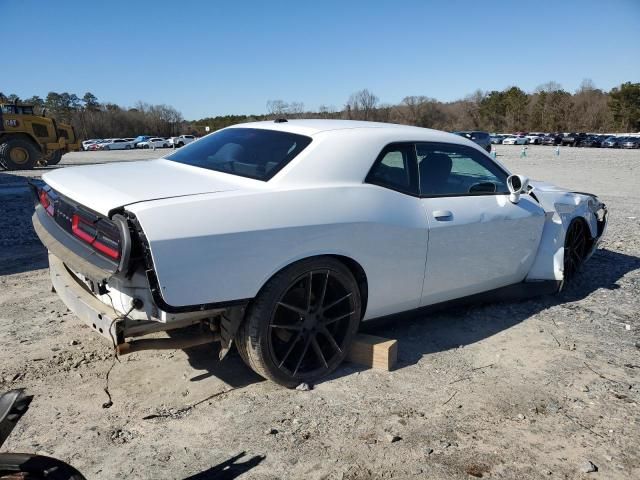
[563,219,590,285]
[47,150,63,165]
[0,138,40,170]
[236,257,362,387]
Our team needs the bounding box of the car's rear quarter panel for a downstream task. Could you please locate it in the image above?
[128,185,429,320]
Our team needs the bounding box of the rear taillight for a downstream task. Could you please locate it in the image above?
[71,213,121,260]
[39,190,55,216]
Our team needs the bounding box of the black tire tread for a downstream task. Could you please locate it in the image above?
[0,137,40,170]
[47,150,63,165]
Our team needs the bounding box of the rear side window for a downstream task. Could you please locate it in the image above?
[366,143,419,196]
[166,128,312,181]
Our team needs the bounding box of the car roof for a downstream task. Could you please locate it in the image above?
[218,119,501,186]
[226,119,446,137]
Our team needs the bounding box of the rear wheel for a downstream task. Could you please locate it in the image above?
[236,258,361,387]
[0,138,40,170]
[47,150,63,166]
[563,219,590,284]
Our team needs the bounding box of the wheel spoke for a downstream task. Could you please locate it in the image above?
[293,336,312,376]
[278,332,302,368]
[322,293,352,313]
[311,336,328,368]
[324,310,355,325]
[305,272,313,312]
[320,326,343,354]
[271,324,302,331]
[318,271,330,309]
[277,302,306,316]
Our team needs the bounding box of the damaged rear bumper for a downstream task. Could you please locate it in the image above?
[48,253,220,345]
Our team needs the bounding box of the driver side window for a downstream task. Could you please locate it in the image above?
[416,143,508,197]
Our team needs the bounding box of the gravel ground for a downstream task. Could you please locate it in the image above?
[0,145,639,479]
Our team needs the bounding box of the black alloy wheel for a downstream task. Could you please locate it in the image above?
[563,220,589,284]
[236,258,361,387]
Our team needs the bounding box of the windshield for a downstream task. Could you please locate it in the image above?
[165,128,312,181]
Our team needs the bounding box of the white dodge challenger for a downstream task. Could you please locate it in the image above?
[31,120,607,386]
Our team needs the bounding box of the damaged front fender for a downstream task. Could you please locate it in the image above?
[525,181,607,283]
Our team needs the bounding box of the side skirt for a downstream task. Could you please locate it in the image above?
[362,280,561,326]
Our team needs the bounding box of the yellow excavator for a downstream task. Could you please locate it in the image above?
[0,102,81,170]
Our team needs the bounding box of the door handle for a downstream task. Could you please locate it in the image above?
[433,210,453,221]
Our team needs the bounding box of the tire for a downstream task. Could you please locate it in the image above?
[177,142,184,148]
[47,150,63,166]
[0,453,86,479]
[163,144,168,148]
[562,219,590,285]
[104,145,110,151]
[0,137,40,170]
[125,145,131,150]
[143,144,149,149]
[236,257,362,387]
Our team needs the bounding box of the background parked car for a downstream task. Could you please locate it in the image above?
[602,136,621,148]
[101,138,134,150]
[490,134,506,144]
[167,135,196,148]
[580,136,603,148]
[542,134,563,146]
[132,135,153,148]
[502,135,527,145]
[453,131,492,152]
[525,133,544,145]
[82,139,101,151]
[621,137,640,149]
[137,137,169,149]
[561,133,587,147]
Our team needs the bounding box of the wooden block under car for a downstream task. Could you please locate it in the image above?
[346,333,397,371]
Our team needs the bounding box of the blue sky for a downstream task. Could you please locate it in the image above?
[2,0,638,119]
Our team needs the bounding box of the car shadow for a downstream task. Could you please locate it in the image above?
[168,328,264,389]
[174,249,638,388]
[182,451,265,480]
[328,248,639,378]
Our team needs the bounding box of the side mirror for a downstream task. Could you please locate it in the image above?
[507,174,529,204]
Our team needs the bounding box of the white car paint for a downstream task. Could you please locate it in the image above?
[101,138,135,150]
[525,134,543,145]
[136,138,169,149]
[36,120,607,331]
[502,136,528,145]
[167,135,196,147]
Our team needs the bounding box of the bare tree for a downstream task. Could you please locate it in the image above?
[266,100,289,117]
[346,89,379,120]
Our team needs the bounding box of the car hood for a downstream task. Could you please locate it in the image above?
[43,159,243,216]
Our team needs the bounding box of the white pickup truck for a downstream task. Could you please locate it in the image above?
[167,135,196,148]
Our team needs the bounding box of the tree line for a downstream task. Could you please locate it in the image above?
[3,80,638,140]
[194,80,640,134]
[0,91,186,139]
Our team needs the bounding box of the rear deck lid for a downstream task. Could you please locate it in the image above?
[42,159,246,216]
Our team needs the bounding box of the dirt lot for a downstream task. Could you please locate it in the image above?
[1,145,639,479]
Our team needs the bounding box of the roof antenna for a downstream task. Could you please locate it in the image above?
[274,118,288,123]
